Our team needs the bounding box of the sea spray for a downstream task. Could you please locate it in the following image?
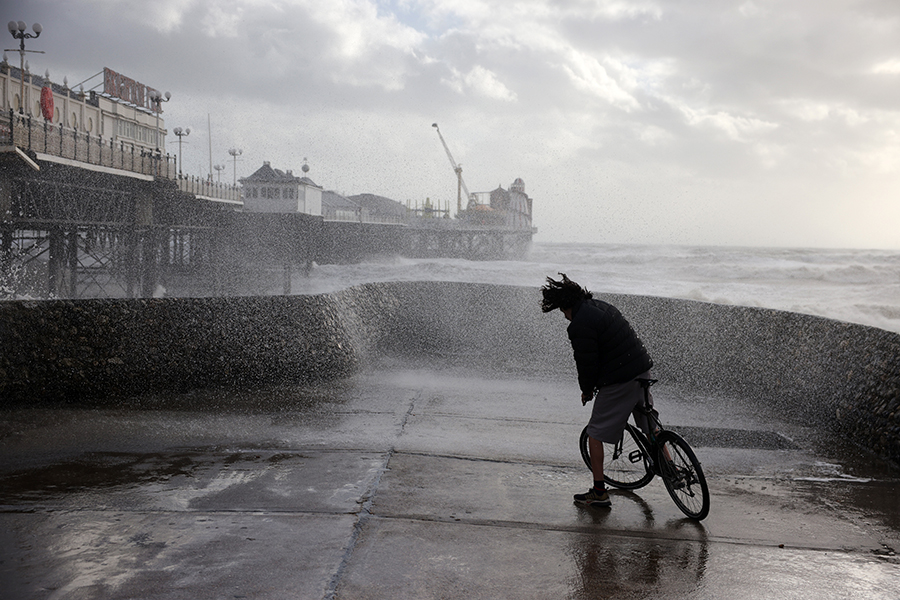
[1,282,897,464]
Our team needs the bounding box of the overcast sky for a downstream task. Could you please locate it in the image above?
[9,0,900,248]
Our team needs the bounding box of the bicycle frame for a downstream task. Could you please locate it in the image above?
[580,377,711,519]
[628,379,665,469]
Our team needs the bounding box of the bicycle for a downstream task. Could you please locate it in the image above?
[579,379,710,521]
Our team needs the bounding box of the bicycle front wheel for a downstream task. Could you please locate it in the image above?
[656,431,710,520]
[580,424,654,490]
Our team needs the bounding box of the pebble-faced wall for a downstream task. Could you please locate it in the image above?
[1,282,897,463]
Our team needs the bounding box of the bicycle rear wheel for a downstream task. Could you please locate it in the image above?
[656,431,710,520]
[580,424,654,490]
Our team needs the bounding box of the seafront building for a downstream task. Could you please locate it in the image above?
[240,161,323,216]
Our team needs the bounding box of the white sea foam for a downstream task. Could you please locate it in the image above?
[287,243,900,334]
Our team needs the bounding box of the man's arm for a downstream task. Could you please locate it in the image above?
[569,329,602,398]
[568,301,614,398]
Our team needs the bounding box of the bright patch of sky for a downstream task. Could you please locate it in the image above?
[375,0,444,34]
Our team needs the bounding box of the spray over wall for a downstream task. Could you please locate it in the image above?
[0,282,897,463]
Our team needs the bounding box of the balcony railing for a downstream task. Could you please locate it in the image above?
[1,110,242,205]
[2,109,176,178]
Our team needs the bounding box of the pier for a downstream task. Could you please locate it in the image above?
[0,63,534,300]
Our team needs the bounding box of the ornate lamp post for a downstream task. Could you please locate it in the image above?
[214,163,226,182]
[148,90,171,152]
[173,126,190,175]
[6,21,43,114]
[228,148,242,185]
[148,90,170,176]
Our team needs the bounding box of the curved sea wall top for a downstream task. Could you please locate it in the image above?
[0,281,897,463]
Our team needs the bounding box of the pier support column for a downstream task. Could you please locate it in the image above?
[132,190,157,298]
[47,227,65,297]
[141,227,160,298]
[124,226,139,298]
[66,228,78,297]
[0,226,12,276]
[0,179,15,293]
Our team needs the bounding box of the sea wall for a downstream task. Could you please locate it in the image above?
[0,295,359,401]
[1,281,897,463]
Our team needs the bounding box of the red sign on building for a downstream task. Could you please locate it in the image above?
[40,84,54,120]
[103,67,160,111]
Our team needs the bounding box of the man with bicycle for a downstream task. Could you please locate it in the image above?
[541,274,654,508]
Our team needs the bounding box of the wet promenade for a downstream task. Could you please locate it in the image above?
[1,369,898,599]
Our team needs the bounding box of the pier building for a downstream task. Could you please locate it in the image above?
[322,191,361,222]
[240,161,323,216]
[2,62,170,165]
[465,178,533,229]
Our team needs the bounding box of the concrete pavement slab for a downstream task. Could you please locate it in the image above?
[0,450,387,514]
[0,379,417,468]
[334,517,898,600]
[373,452,891,551]
[1,511,355,600]
[1,370,898,599]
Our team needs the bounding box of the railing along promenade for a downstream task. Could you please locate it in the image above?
[324,212,404,225]
[174,174,242,204]
[1,109,242,204]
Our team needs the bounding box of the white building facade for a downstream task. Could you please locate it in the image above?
[240,161,323,216]
[1,63,169,153]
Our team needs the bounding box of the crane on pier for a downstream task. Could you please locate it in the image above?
[432,123,476,215]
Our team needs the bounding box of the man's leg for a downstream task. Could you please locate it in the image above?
[589,435,604,483]
[576,379,643,508]
[574,435,611,507]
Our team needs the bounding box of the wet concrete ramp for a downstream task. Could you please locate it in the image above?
[1,372,898,599]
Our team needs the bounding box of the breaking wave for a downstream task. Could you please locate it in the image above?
[283,242,900,334]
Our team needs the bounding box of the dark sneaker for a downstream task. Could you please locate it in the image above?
[573,487,611,507]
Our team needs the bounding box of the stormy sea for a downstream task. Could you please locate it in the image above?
[287,242,900,335]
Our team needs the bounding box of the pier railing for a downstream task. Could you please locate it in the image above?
[323,211,405,225]
[1,109,242,204]
[2,109,175,178]
[176,174,243,204]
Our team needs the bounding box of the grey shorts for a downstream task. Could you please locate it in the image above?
[585,371,652,443]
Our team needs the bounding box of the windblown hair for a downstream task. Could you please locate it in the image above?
[540,273,592,312]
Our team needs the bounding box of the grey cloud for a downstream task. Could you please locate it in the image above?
[13,0,900,247]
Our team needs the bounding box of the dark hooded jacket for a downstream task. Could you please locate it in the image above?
[567,297,653,394]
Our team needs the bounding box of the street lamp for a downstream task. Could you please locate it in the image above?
[173,126,190,176]
[6,21,43,114]
[228,148,242,185]
[148,90,171,152]
[213,163,226,182]
[148,89,170,176]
